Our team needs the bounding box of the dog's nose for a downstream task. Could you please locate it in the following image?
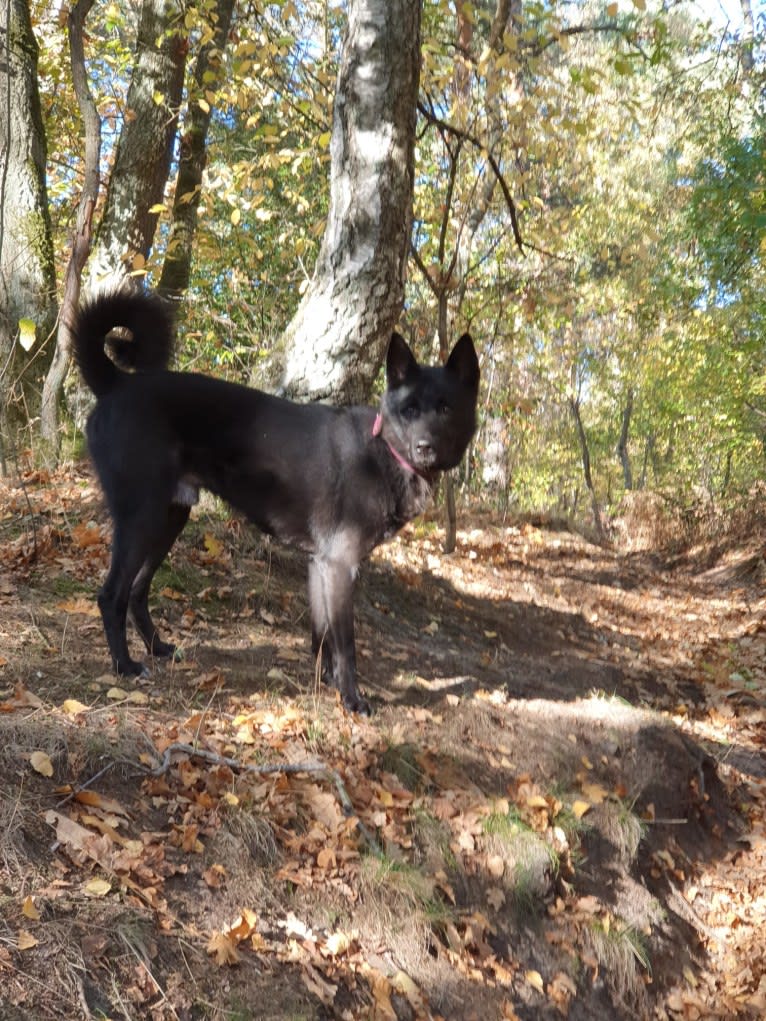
[416,440,433,457]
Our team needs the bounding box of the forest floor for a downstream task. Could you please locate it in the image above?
[0,464,764,1021]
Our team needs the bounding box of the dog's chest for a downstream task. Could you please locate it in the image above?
[380,476,432,542]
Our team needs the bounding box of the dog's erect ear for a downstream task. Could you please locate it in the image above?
[386,332,419,388]
[446,333,480,392]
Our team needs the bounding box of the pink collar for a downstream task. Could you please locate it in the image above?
[372,413,422,476]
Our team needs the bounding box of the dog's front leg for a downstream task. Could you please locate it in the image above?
[308,554,370,716]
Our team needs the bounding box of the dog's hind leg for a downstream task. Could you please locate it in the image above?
[98,517,158,677]
[308,553,370,715]
[129,502,190,659]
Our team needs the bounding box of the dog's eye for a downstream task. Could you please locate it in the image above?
[402,404,419,420]
[438,402,450,415]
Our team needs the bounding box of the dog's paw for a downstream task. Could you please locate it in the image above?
[117,659,150,679]
[342,691,372,717]
[150,639,177,659]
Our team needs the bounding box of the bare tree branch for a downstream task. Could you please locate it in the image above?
[417,99,525,254]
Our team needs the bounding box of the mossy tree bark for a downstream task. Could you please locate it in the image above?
[0,0,56,469]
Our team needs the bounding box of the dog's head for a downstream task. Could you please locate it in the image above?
[380,332,480,474]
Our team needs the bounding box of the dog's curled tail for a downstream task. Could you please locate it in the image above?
[72,289,174,397]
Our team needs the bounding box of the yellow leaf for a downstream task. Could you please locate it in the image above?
[30,751,54,777]
[18,318,36,352]
[61,698,89,716]
[198,98,210,114]
[230,208,241,226]
[84,877,111,897]
[126,691,149,705]
[572,800,591,819]
[580,781,608,804]
[632,0,646,8]
[606,1,618,14]
[22,896,40,921]
[526,794,548,809]
[203,533,223,557]
[149,203,166,214]
[525,969,544,992]
[106,687,128,700]
[18,930,39,951]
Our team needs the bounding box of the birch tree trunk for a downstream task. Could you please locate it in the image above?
[88,0,187,282]
[0,0,56,467]
[279,0,422,404]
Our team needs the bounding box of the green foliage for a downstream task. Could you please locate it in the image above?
[688,128,766,293]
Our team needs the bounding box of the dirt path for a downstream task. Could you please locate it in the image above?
[1,468,764,1020]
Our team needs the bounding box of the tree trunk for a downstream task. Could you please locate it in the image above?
[279,0,422,404]
[39,0,101,462]
[158,0,235,303]
[0,0,56,466]
[437,289,459,553]
[739,0,755,76]
[411,0,516,552]
[569,396,606,541]
[88,0,187,282]
[617,388,634,491]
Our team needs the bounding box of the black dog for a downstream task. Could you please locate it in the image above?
[72,290,479,714]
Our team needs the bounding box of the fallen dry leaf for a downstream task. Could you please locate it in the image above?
[21,897,40,921]
[56,596,100,617]
[83,877,112,897]
[30,751,54,777]
[301,963,337,1006]
[324,931,350,957]
[17,931,39,951]
[206,931,240,966]
[61,698,89,715]
[572,799,591,819]
[525,969,545,993]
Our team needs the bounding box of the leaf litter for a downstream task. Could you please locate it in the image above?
[0,467,764,1019]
